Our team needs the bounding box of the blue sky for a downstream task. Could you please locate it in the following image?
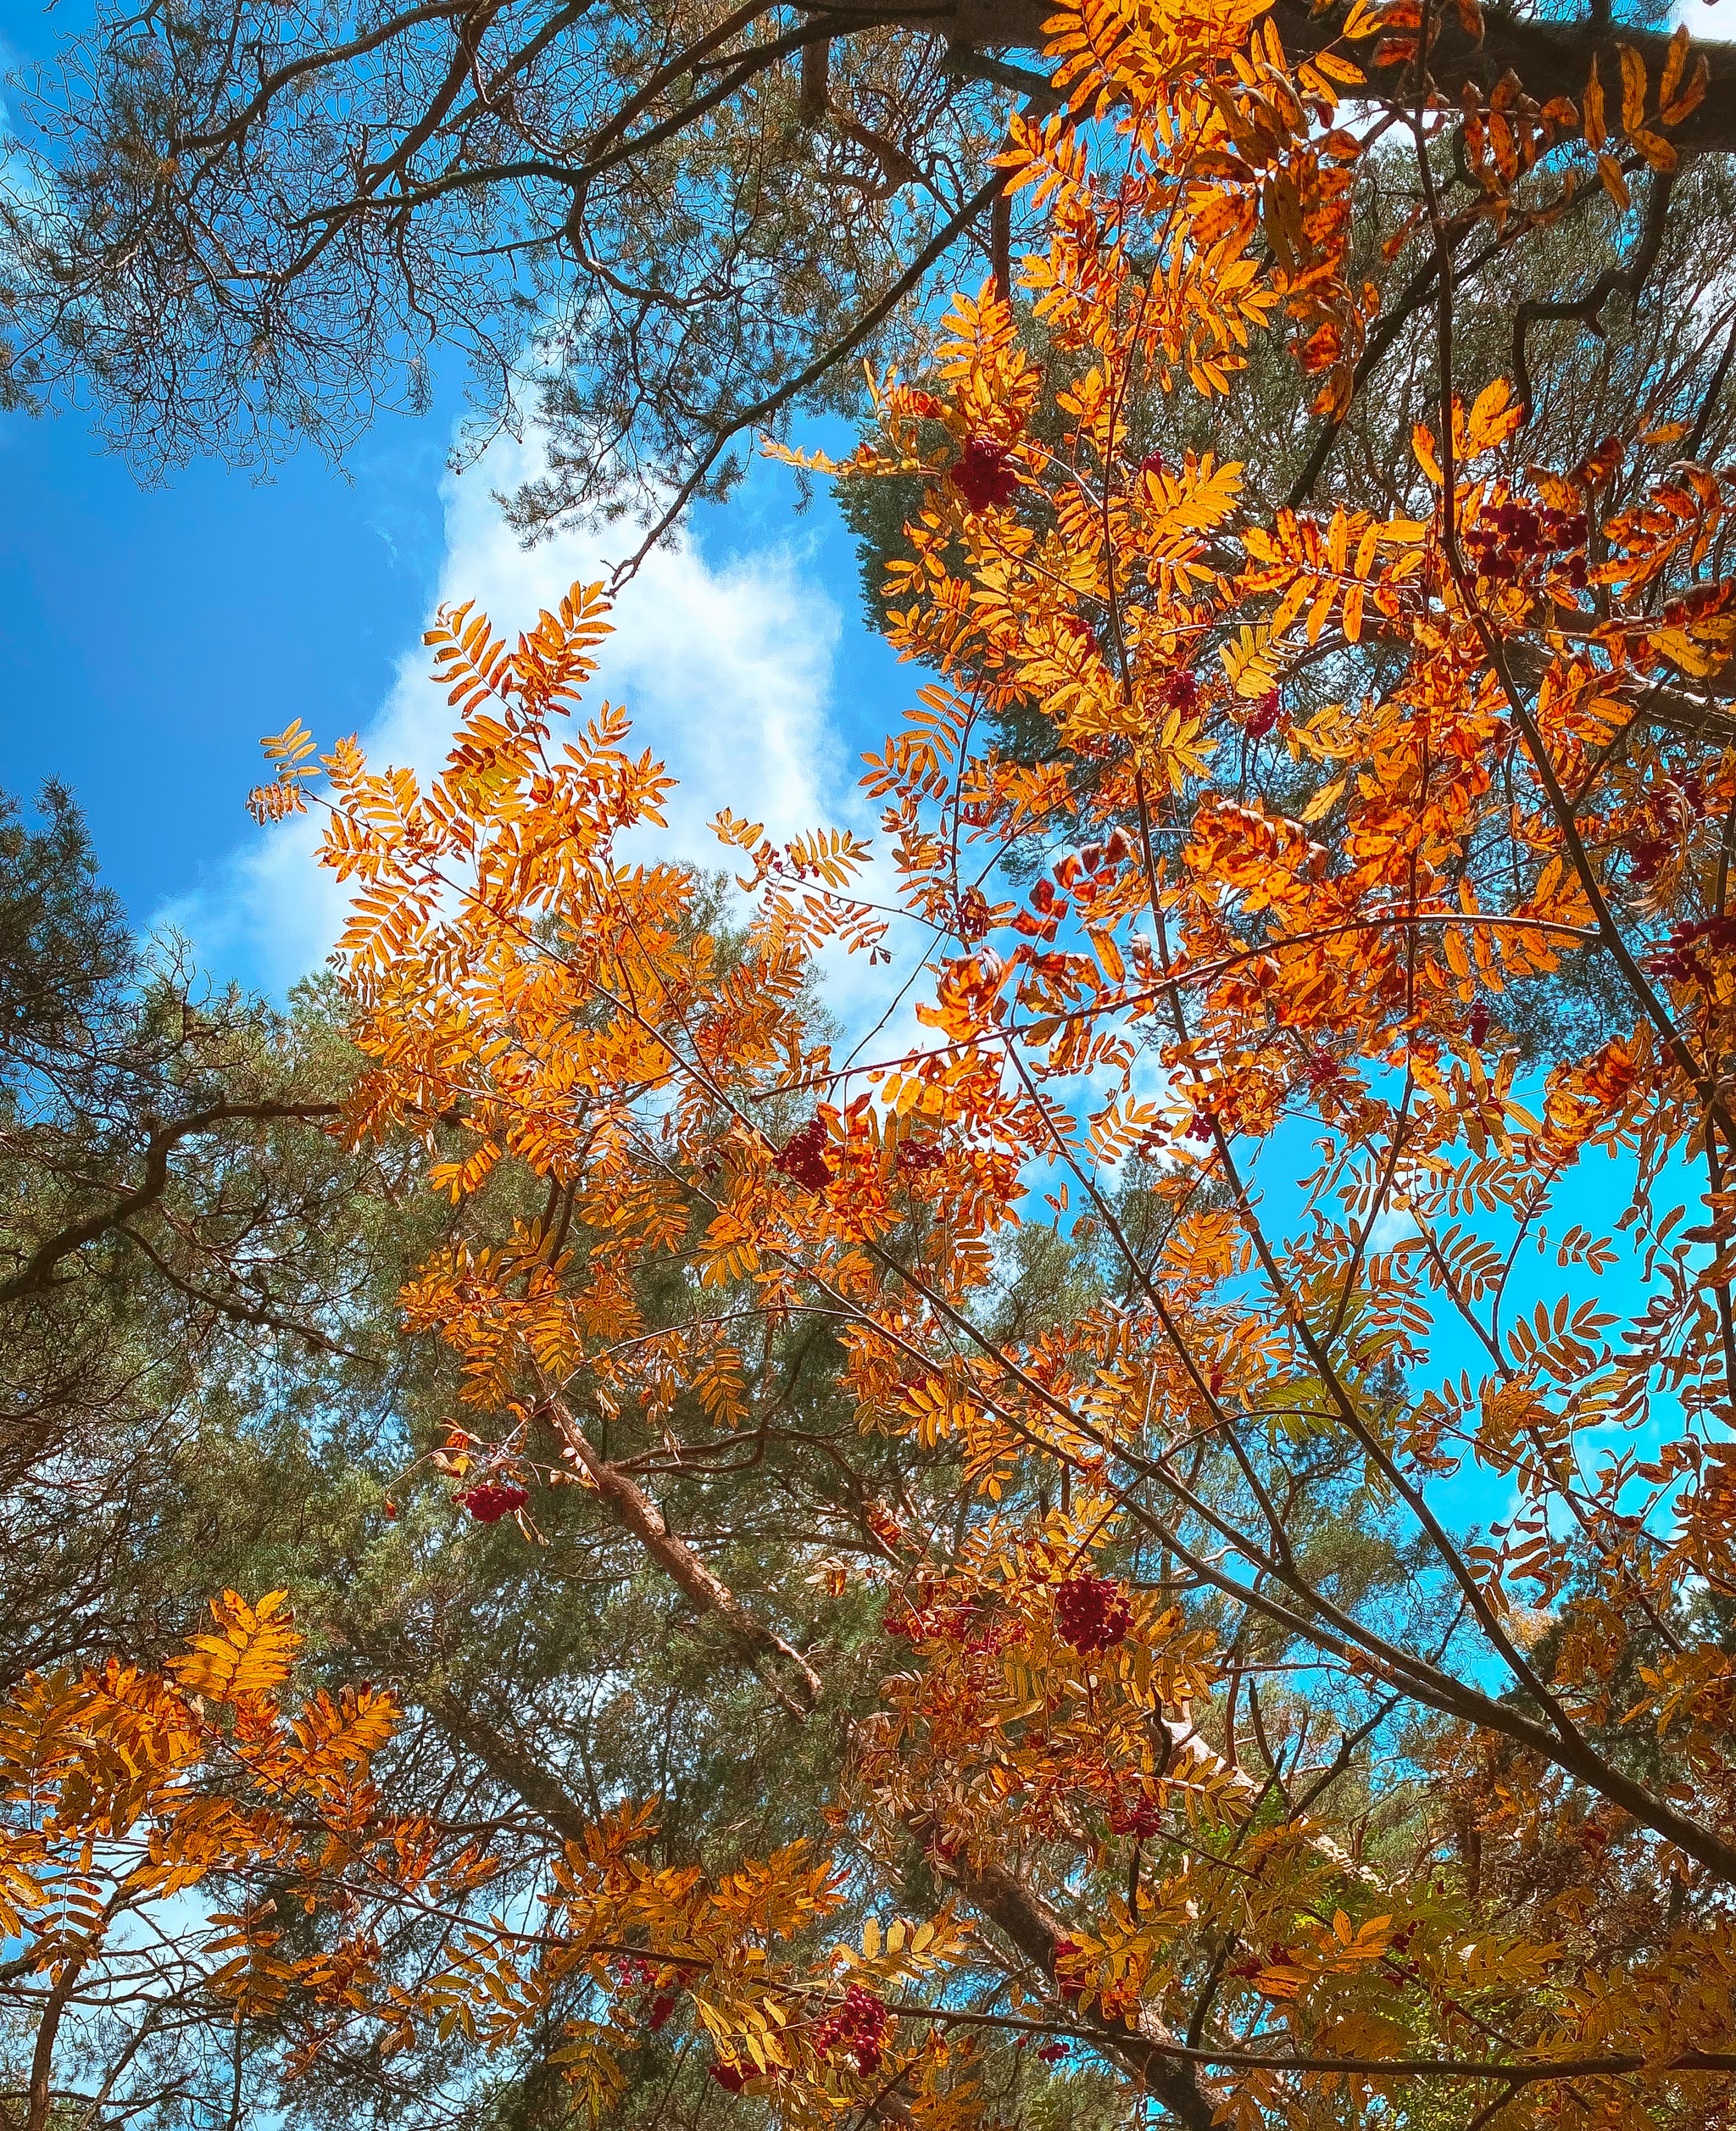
[0,337,908,993]
[0,0,910,994]
[5,0,1731,994]
[6,0,1726,1596]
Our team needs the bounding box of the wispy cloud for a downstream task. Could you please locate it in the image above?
[157,430,855,993]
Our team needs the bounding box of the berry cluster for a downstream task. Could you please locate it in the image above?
[1626,837,1678,888]
[1060,613,1101,658]
[949,435,1019,513]
[1054,1575,1133,1653]
[1107,1789,1159,1841]
[1642,912,1736,986]
[614,1956,676,2033]
[1302,1049,1342,1093]
[895,1138,944,1176]
[458,1480,528,1523]
[885,1597,976,1643]
[815,1985,889,2076]
[1623,772,1708,886]
[1466,998,1491,1049]
[1051,1937,1087,2002]
[1138,451,1167,486]
[1467,498,1589,589]
[1106,1784,1163,1838]
[773,1119,833,1192]
[1244,688,1283,740]
[709,2062,750,2094]
[1160,670,1199,714]
[1036,2041,1071,2063]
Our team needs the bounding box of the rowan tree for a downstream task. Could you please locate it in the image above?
[0,808,949,2131]
[15,0,1736,2127]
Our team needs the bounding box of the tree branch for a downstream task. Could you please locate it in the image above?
[1514,169,1674,420]
[536,1382,822,1711]
[0,1101,341,1305]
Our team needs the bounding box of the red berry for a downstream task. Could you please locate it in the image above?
[1107,1786,1162,1836]
[815,1984,889,2075]
[773,1118,833,1193]
[1244,689,1281,740]
[459,1480,529,1523]
[1624,836,1672,887]
[1054,1575,1133,1653]
[949,435,1019,513]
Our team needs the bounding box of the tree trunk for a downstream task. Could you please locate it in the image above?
[916,1824,1221,2129]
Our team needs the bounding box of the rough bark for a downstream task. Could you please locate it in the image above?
[923,1834,1221,2129]
[538,1387,823,1713]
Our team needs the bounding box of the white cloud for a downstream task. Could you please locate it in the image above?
[159,429,854,993]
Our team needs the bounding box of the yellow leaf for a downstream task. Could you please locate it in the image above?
[1660,23,1691,111]
[1301,775,1348,824]
[1464,377,1522,458]
[1255,1963,1308,1999]
[1597,154,1631,209]
[1412,423,1443,485]
[1661,51,1707,126]
[1650,625,1720,677]
[1617,45,1646,137]
[167,1591,299,1704]
[1583,57,1605,150]
[1220,623,1280,699]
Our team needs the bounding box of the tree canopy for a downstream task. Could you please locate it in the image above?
[2,0,1734,559]
[11,0,1736,2128]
